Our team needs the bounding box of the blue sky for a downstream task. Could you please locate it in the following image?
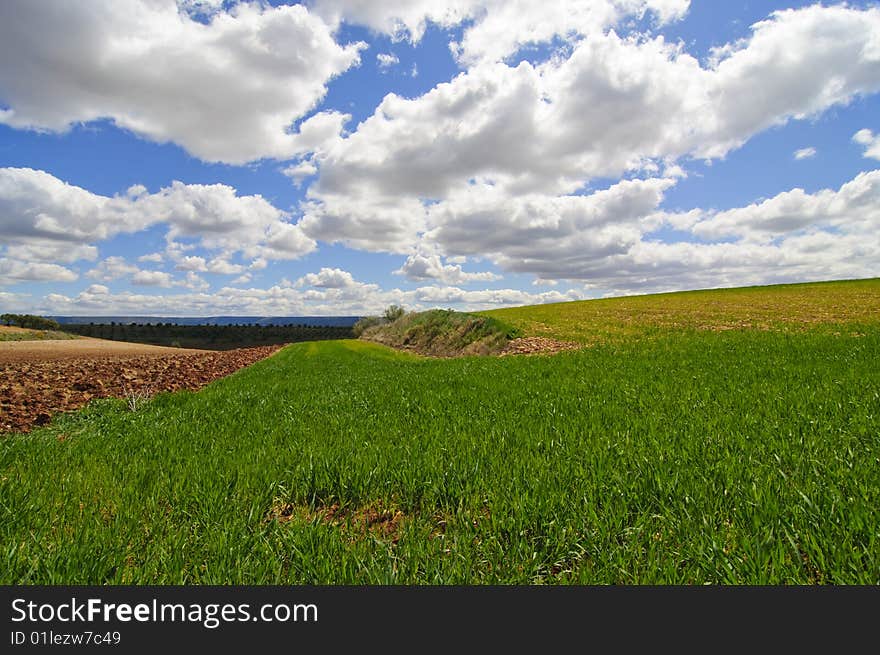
[1,1,879,316]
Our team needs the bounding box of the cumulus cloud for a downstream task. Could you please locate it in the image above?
[179,272,210,292]
[0,168,315,288]
[311,0,689,64]
[296,267,361,289]
[299,194,427,253]
[308,4,880,216]
[175,256,208,272]
[138,252,164,264]
[132,270,174,287]
[395,251,501,284]
[0,258,78,286]
[206,259,245,275]
[0,1,365,163]
[691,170,880,243]
[427,177,674,268]
[86,257,139,282]
[299,3,880,290]
[853,128,880,160]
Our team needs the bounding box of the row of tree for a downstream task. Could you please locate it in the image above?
[0,313,62,330]
[64,322,353,350]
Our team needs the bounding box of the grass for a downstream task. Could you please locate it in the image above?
[361,309,521,356]
[2,315,879,583]
[482,278,880,344]
[0,326,77,341]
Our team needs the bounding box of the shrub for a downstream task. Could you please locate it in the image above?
[383,305,406,322]
[0,313,61,330]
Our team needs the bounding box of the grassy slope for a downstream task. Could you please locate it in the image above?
[0,326,78,341]
[3,320,879,583]
[361,309,520,356]
[481,278,880,343]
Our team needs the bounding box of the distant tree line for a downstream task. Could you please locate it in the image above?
[0,313,62,330]
[64,322,353,350]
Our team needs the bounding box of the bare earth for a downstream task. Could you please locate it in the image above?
[0,337,210,364]
[1,337,282,433]
[499,337,582,356]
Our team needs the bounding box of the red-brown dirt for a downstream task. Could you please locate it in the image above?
[499,337,583,356]
[1,339,282,434]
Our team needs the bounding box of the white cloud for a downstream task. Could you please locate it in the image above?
[131,270,174,287]
[410,285,585,309]
[0,258,78,285]
[299,194,427,253]
[301,3,880,270]
[0,168,316,285]
[206,259,245,275]
[175,256,208,272]
[311,5,880,208]
[853,128,880,160]
[282,160,319,187]
[296,267,361,289]
[450,0,690,65]
[86,257,139,282]
[3,242,98,265]
[178,271,210,292]
[138,252,164,264]
[311,0,689,64]
[376,52,400,69]
[0,1,365,163]
[691,170,880,244]
[85,284,109,295]
[794,147,817,160]
[395,251,502,284]
[24,272,588,316]
[312,167,880,297]
[231,273,253,286]
[427,177,676,278]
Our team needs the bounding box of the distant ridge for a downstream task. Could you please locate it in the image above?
[50,315,362,327]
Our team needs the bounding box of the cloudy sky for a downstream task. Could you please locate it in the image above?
[1,0,879,316]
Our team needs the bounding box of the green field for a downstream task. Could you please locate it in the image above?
[484,278,880,343]
[2,279,879,583]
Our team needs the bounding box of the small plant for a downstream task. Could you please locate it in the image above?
[122,384,152,412]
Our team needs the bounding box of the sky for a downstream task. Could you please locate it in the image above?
[1,0,879,317]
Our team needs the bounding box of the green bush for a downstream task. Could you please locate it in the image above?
[383,305,406,322]
[1,313,61,330]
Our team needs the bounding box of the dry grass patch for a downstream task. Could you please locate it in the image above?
[268,499,410,543]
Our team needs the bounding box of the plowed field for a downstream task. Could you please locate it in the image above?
[1,338,282,433]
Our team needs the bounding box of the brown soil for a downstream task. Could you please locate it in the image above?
[1,339,282,434]
[499,336,583,356]
[268,500,408,543]
[0,337,207,363]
